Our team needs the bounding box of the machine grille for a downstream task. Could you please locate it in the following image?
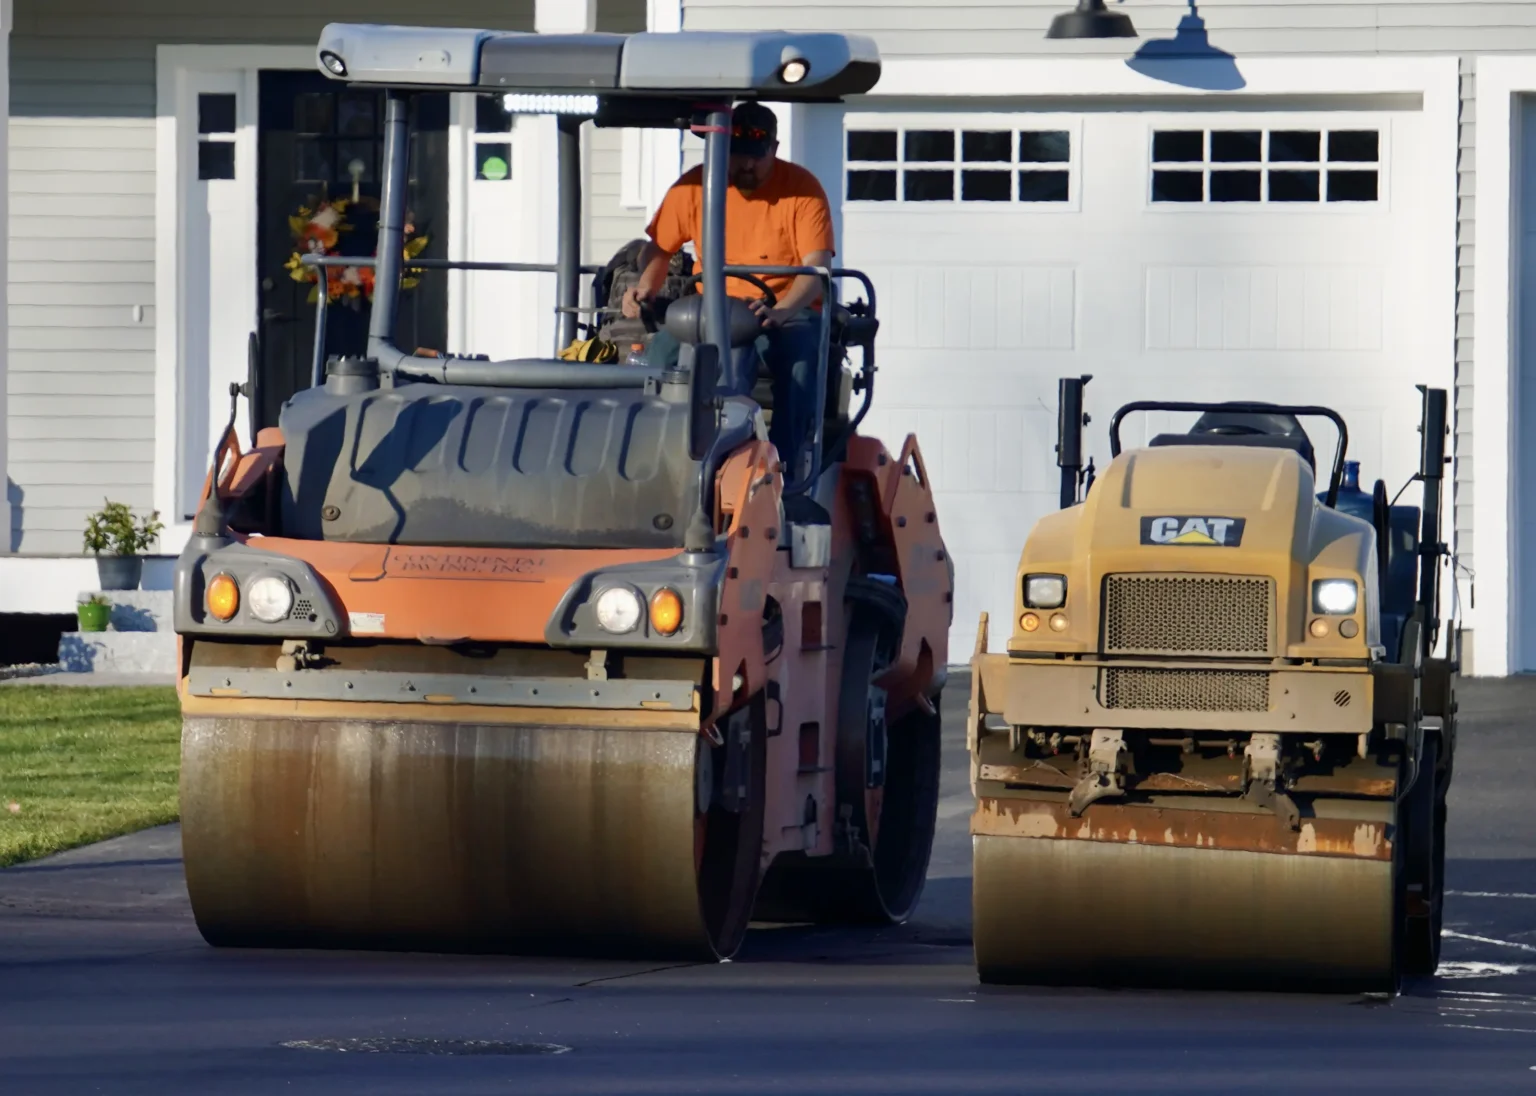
[1102,668,1270,712]
[1103,574,1272,657]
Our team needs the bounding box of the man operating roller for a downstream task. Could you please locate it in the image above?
[621,102,834,482]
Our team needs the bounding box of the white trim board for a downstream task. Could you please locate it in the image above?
[154,46,550,558]
[155,45,315,559]
[1472,57,1536,678]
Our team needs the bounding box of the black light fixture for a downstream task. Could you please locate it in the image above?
[1047,0,1137,39]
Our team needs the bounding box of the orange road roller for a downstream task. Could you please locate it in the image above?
[173,24,951,961]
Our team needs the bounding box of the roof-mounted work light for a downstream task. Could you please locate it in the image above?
[502,93,599,116]
[1047,0,1137,39]
[319,50,347,76]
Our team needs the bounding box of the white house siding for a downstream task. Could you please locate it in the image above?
[684,0,1536,670]
[586,0,649,269]
[7,0,674,555]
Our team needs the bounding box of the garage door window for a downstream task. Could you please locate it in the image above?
[1150,128,1380,205]
[846,126,1073,205]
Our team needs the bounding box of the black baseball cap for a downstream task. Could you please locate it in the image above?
[730,102,778,157]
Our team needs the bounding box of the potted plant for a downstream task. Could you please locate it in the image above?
[83,500,164,591]
[77,594,111,633]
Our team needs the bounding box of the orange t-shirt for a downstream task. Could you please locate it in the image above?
[646,160,836,303]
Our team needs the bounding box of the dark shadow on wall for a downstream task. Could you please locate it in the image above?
[7,477,20,553]
[1125,3,1246,92]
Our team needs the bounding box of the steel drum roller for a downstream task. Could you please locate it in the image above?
[973,824,1398,992]
[180,716,759,960]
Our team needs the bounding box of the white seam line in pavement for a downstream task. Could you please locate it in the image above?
[1449,891,1536,900]
[1444,930,1536,954]
[1441,1023,1536,1035]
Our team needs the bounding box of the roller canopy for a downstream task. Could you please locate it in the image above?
[315,23,881,102]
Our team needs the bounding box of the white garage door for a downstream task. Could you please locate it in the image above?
[829,106,1446,660]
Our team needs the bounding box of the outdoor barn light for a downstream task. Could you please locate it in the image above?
[502,93,599,115]
[1047,0,1137,39]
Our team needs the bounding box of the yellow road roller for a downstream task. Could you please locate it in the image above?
[969,379,1457,993]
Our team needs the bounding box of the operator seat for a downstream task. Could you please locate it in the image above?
[1149,405,1317,472]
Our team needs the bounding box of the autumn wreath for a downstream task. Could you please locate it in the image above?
[283,196,430,307]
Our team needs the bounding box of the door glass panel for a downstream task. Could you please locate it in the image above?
[847,130,897,162]
[338,92,378,136]
[903,169,953,200]
[961,169,1011,200]
[294,93,333,135]
[846,169,896,201]
[1018,131,1070,163]
[904,131,954,162]
[294,138,332,182]
[961,131,1011,163]
[337,139,376,184]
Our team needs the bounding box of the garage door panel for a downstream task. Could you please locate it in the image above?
[862,405,1056,496]
[932,493,1056,553]
[1144,265,1385,352]
[859,263,1076,350]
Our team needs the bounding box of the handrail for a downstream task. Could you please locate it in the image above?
[1108,399,1350,509]
[300,254,604,274]
[300,251,880,502]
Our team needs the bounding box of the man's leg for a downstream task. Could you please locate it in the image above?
[763,313,823,483]
[645,327,681,370]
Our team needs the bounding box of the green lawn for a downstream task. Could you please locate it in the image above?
[0,686,181,868]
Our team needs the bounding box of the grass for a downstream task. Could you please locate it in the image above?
[0,686,181,868]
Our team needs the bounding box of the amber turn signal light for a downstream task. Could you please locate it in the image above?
[207,573,240,622]
[1020,612,1041,633]
[1309,618,1331,639]
[650,588,684,636]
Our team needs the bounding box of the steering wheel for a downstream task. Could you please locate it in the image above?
[682,271,778,310]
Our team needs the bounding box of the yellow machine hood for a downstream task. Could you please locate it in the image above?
[1010,445,1378,658]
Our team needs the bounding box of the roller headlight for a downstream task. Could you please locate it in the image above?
[1312,579,1358,616]
[1024,574,1067,610]
[247,574,295,624]
[595,586,642,634]
[206,573,239,622]
[780,59,810,84]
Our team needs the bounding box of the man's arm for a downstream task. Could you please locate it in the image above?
[621,239,674,319]
[753,249,833,324]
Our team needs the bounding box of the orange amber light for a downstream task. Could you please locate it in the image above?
[650,588,684,635]
[207,573,240,622]
[1020,613,1041,633]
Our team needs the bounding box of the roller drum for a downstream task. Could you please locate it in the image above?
[180,715,760,960]
[973,830,1399,993]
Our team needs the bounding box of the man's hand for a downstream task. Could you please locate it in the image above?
[621,283,655,320]
[747,298,789,327]
[622,240,674,320]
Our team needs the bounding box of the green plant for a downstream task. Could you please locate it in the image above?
[82,500,163,557]
[76,595,111,632]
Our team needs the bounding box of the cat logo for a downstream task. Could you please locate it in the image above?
[1140,516,1246,547]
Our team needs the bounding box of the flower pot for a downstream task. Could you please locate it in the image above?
[96,555,143,591]
[77,601,110,633]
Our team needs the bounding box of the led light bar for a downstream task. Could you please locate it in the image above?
[502,93,599,115]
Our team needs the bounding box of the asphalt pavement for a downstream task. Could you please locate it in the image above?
[2,673,1535,1094]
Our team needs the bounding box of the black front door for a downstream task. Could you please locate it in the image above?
[256,71,449,429]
